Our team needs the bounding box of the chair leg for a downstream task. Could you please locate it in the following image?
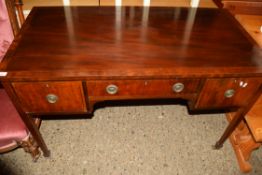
[19,134,41,161]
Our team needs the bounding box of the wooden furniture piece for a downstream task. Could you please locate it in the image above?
[214,1,262,172]
[226,111,261,173]
[22,0,99,11]
[227,35,262,173]
[0,7,262,163]
[245,96,262,142]
[0,0,40,160]
[213,0,262,15]
[0,89,40,160]
[5,0,25,37]
[226,92,262,173]
[99,0,217,8]
[235,15,262,47]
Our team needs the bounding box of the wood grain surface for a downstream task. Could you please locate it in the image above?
[1,7,262,81]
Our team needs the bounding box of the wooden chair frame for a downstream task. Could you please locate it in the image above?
[1,0,40,161]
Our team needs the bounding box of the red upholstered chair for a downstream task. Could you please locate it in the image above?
[0,0,40,160]
[0,1,13,61]
[0,89,40,159]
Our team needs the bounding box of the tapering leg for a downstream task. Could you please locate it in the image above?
[2,82,50,157]
[214,86,262,149]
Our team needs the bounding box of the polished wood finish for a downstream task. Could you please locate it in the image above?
[1,0,41,160]
[15,0,25,24]
[216,2,262,172]
[214,0,262,15]
[235,15,262,48]
[214,84,262,149]
[2,82,50,157]
[225,88,262,173]
[195,78,262,109]
[1,7,262,80]
[5,0,25,36]
[5,0,20,36]
[245,95,262,142]
[87,79,201,98]
[1,7,262,159]
[13,81,87,113]
[100,0,144,6]
[99,0,217,8]
[227,112,261,173]
[223,1,262,15]
[23,0,99,10]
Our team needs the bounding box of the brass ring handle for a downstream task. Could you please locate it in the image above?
[46,94,58,104]
[224,89,235,98]
[172,83,184,93]
[106,84,118,95]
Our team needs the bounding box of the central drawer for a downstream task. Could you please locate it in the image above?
[86,79,201,100]
[12,81,87,113]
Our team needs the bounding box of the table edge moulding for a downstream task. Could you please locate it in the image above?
[0,6,262,160]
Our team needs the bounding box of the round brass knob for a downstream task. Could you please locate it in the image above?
[46,94,58,104]
[106,84,118,95]
[172,83,184,93]
[224,89,235,98]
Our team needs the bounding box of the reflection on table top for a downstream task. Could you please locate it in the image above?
[1,7,262,80]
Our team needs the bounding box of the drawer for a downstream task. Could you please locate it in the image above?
[195,78,262,109]
[86,79,200,99]
[12,81,87,113]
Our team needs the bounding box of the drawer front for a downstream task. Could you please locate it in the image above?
[195,78,262,109]
[87,79,200,99]
[13,81,87,113]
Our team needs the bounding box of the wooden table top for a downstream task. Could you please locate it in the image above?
[1,6,262,80]
[235,14,262,47]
